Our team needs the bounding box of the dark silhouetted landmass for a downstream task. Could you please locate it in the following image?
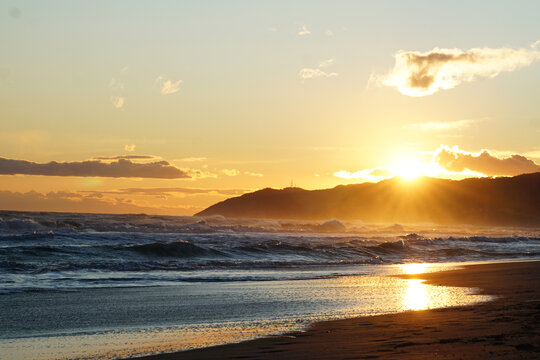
[196,173,540,226]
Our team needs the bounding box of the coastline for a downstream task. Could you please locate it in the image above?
[133,261,540,359]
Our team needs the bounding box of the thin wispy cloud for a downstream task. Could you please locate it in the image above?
[433,145,540,176]
[334,167,393,182]
[373,41,540,96]
[299,69,338,79]
[187,169,218,179]
[222,169,240,177]
[318,58,335,68]
[93,155,155,161]
[325,30,334,37]
[82,187,248,197]
[244,171,263,177]
[298,24,311,36]
[156,76,183,95]
[109,78,123,90]
[109,68,128,108]
[175,157,208,162]
[299,58,338,80]
[403,118,484,132]
[0,190,198,215]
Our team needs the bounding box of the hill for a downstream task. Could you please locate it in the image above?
[196,173,540,226]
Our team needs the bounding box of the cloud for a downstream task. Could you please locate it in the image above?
[0,157,190,179]
[403,118,483,131]
[109,71,127,108]
[125,144,136,152]
[325,30,334,37]
[81,187,248,197]
[0,190,198,215]
[156,76,183,95]
[334,167,394,182]
[268,27,277,33]
[522,150,540,161]
[222,169,240,177]
[299,58,338,80]
[374,41,540,96]
[93,155,155,160]
[110,96,125,109]
[221,169,263,177]
[175,157,208,162]
[318,58,335,68]
[298,25,311,36]
[433,145,540,176]
[299,69,338,79]
[187,169,218,179]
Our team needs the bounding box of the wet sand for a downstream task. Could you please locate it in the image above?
[134,261,540,359]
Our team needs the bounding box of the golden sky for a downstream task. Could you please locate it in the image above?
[1,1,540,215]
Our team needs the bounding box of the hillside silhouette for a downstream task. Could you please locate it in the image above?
[196,173,540,226]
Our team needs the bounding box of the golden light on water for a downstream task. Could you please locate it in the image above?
[403,279,429,310]
[400,263,430,311]
[401,263,428,275]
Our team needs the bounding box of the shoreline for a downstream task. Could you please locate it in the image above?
[133,261,540,359]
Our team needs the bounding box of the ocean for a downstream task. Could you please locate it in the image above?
[0,211,539,359]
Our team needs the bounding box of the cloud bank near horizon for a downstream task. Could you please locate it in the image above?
[433,145,540,176]
[0,190,198,215]
[375,41,540,96]
[335,145,540,182]
[93,155,155,160]
[81,187,248,196]
[0,157,190,179]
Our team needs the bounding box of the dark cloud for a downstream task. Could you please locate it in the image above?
[434,146,540,176]
[402,51,474,90]
[378,43,540,96]
[0,157,189,179]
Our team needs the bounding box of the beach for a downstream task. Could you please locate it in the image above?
[135,261,540,360]
[1,212,539,359]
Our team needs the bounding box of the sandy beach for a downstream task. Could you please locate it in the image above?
[134,261,540,360]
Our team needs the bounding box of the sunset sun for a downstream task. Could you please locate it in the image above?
[393,157,426,180]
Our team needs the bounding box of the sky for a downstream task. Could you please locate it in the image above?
[1,0,540,215]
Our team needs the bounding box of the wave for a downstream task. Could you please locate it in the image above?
[122,240,224,258]
[1,211,539,292]
[1,233,539,274]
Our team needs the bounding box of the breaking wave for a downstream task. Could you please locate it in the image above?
[0,211,539,292]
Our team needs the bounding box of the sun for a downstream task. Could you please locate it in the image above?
[393,157,426,180]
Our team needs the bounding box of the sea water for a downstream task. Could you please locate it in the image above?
[0,211,538,359]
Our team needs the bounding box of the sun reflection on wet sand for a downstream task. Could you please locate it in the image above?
[401,263,428,275]
[0,268,492,360]
[404,279,429,310]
